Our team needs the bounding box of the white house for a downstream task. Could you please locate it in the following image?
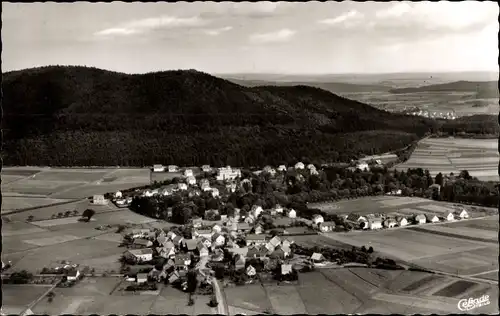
[396,216,408,227]
[178,183,188,191]
[287,209,297,219]
[153,164,165,172]
[414,214,426,224]
[426,214,440,223]
[211,188,220,198]
[368,219,383,230]
[294,162,305,170]
[251,205,263,218]
[200,179,211,191]
[226,182,237,193]
[356,162,369,171]
[246,265,256,277]
[212,233,226,247]
[92,195,108,205]
[310,168,319,176]
[312,214,324,225]
[136,273,148,284]
[263,166,277,176]
[274,204,284,214]
[186,176,196,185]
[124,249,153,262]
[114,191,123,199]
[143,190,154,197]
[319,222,335,232]
[184,169,194,177]
[455,209,469,219]
[346,214,367,224]
[201,165,212,172]
[277,165,287,172]
[167,165,179,172]
[212,224,222,233]
[306,164,316,170]
[216,166,242,181]
[445,212,455,221]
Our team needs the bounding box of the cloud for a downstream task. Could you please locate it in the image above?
[94,15,208,37]
[249,28,296,44]
[203,26,233,36]
[318,10,363,26]
[200,2,292,19]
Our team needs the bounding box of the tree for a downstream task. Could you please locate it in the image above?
[368,246,374,253]
[186,270,198,293]
[9,270,33,284]
[208,295,218,307]
[57,212,64,218]
[64,211,71,217]
[27,215,34,222]
[82,209,96,222]
[72,210,79,216]
[435,172,444,187]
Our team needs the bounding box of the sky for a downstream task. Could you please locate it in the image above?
[2,1,499,74]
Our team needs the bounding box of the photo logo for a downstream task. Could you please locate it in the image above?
[458,295,490,311]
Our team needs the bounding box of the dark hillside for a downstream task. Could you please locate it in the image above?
[3,66,440,167]
[439,115,499,136]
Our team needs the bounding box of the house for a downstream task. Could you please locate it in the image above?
[186,176,197,186]
[168,271,181,284]
[148,269,163,282]
[281,244,291,257]
[356,162,369,171]
[270,247,286,259]
[221,215,228,222]
[312,214,324,225]
[204,209,220,219]
[226,182,237,193]
[234,254,246,270]
[244,215,255,224]
[319,222,335,232]
[132,238,153,248]
[200,179,211,191]
[383,219,397,228]
[310,168,319,175]
[168,165,179,173]
[306,163,316,170]
[184,239,198,252]
[92,194,107,205]
[237,223,252,232]
[444,212,455,221]
[172,235,184,246]
[196,229,213,239]
[201,165,212,172]
[192,217,203,228]
[429,183,441,195]
[294,162,305,170]
[251,205,263,218]
[263,166,277,176]
[66,269,80,281]
[246,234,267,246]
[311,252,324,263]
[246,265,257,277]
[396,216,408,227]
[254,224,264,235]
[454,209,469,219]
[175,254,191,270]
[414,214,426,224]
[125,248,154,262]
[136,273,148,284]
[282,238,293,248]
[281,264,293,275]
[346,213,367,223]
[287,209,297,219]
[270,209,277,216]
[166,231,177,240]
[246,246,261,258]
[114,191,123,199]
[178,183,188,191]
[211,188,220,198]
[211,233,225,247]
[212,224,222,233]
[230,247,249,258]
[157,246,176,259]
[153,164,165,172]
[425,214,440,223]
[274,205,284,214]
[278,165,287,172]
[268,236,281,248]
[161,188,173,196]
[184,169,194,177]
[216,166,242,181]
[368,219,383,230]
[200,237,212,249]
[143,190,154,197]
[156,235,167,245]
[197,243,209,257]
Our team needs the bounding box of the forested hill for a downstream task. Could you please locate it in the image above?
[3,65,439,167]
[390,80,499,98]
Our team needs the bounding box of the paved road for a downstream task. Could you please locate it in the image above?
[211,278,228,315]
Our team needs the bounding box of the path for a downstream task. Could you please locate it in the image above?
[211,278,228,315]
[19,280,60,316]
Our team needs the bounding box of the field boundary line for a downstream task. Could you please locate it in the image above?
[20,279,61,316]
[2,198,84,215]
[407,226,498,244]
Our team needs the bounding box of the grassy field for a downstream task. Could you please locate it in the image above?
[396,138,498,181]
[224,283,273,313]
[264,285,307,314]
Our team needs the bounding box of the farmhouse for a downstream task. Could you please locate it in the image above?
[201,165,212,172]
[268,236,281,248]
[168,165,179,172]
[444,212,455,221]
[186,176,196,185]
[237,223,252,232]
[281,264,293,275]
[184,169,194,177]
[234,254,246,270]
[251,205,263,218]
[136,273,148,284]
[192,217,203,228]
[178,183,188,191]
[92,194,107,205]
[132,238,153,248]
[414,214,426,224]
[114,191,123,199]
[346,213,367,223]
[287,209,297,218]
[454,209,469,219]
[270,247,286,259]
[246,234,267,246]
[184,239,198,252]
[277,165,287,172]
[356,162,369,171]
[125,249,153,262]
[216,166,242,181]
[212,224,222,233]
[153,164,165,172]
[396,216,408,227]
[211,233,225,247]
[383,219,397,228]
[175,254,191,269]
[157,246,176,259]
[426,214,440,223]
[368,219,383,230]
[312,214,324,225]
[311,253,324,263]
[254,224,264,235]
[197,244,209,257]
[294,162,305,169]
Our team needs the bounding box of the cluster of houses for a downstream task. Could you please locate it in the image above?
[341,208,470,230]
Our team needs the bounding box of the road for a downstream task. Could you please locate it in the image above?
[211,278,228,315]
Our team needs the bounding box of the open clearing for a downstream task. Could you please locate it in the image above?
[396,138,498,181]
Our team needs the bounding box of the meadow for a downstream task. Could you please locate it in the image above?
[396,137,498,181]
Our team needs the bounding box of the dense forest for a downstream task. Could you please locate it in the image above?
[3,66,441,167]
[438,114,499,136]
[128,167,499,226]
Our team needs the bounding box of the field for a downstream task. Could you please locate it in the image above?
[2,284,53,313]
[396,138,498,181]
